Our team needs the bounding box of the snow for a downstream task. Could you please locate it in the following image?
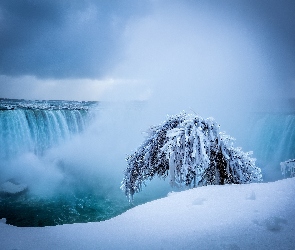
[281,159,295,178]
[122,113,262,200]
[1,178,295,250]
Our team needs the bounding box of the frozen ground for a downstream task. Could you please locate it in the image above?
[1,178,294,250]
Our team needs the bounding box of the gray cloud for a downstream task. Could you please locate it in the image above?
[184,0,295,84]
[242,0,295,83]
[0,0,150,78]
[0,0,294,91]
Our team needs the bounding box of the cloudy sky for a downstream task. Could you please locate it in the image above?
[0,0,294,111]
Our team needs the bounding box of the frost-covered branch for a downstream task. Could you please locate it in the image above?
[280,159,295,178]
[121,113,262,201]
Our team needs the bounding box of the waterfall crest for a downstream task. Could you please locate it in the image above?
[0,99,96,160]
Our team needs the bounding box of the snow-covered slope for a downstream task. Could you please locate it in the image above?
[1,178,294,250]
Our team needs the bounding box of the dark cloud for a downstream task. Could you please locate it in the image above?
[0,0,294,82]
[0,0,150,78]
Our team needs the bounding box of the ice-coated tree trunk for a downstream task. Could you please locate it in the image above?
[121,113,262,201]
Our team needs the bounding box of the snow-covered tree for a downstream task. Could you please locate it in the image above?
[280,159,295,178]
[121,113,262,201]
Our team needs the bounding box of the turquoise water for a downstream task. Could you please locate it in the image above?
[0,191,129,227]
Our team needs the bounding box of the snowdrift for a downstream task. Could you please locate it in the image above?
[1,178,295,250]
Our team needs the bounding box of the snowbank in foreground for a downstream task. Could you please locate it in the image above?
[1,178,295,250]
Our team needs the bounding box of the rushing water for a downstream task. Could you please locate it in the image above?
[0,98,294,227]
[0,99,95,159]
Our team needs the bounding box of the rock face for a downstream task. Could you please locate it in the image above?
[0,180,28,196]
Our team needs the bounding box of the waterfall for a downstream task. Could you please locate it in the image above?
[245,113,295,180]
[0,99,95,160]
[0,99,165,227]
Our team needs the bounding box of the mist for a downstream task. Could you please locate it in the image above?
[2,0,293,193]
[1,1,295,225]
[0,101,169,202]
[104,1,292,144]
